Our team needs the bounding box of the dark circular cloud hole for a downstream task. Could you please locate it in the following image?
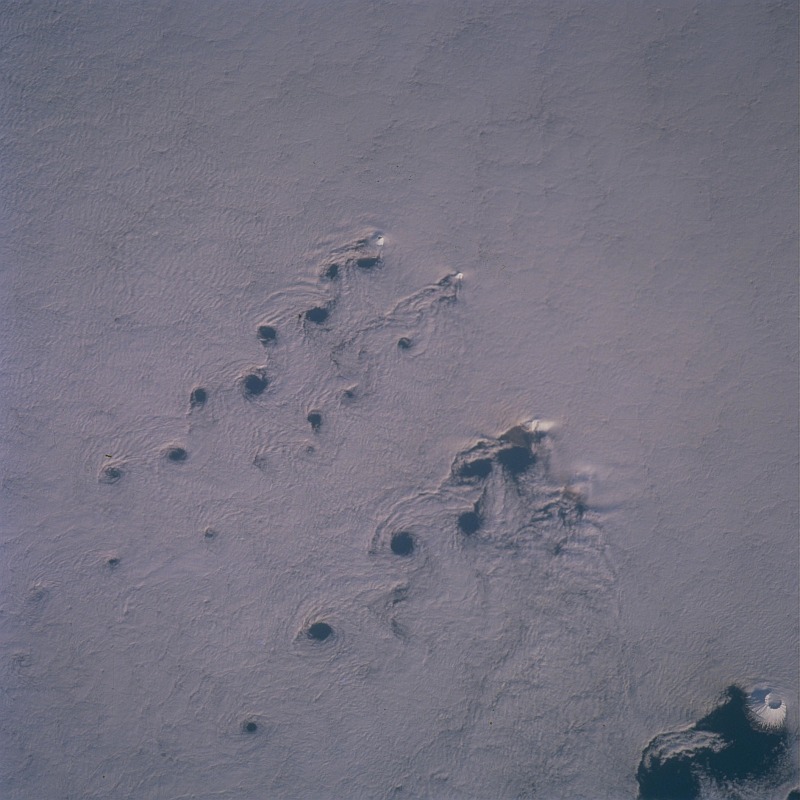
[242,372,268,397]
[307,622,333,641]
[356,256,381,270]
[457,458,492,479]
[390,531,415,556]
[305,306,329,324]
[397,337,412,350]
[190,387,207,407]
[307,411,322,431]
[257,325,277,344]
[497,446,534,475]
[458,511,481,535]
[166,446,188,462]
[99,465,122,484]
[243,720,258,734]
[323,263,340,280]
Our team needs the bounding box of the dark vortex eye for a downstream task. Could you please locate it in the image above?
[307,622,333,641]
[390,531,414,556]
[457,511,481,535]
[100,465,123,483]
[166,446,188,462]
[242,372,268,396]
[305,306,329,324]
[307,411,322,431]
[257,325,277,343]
